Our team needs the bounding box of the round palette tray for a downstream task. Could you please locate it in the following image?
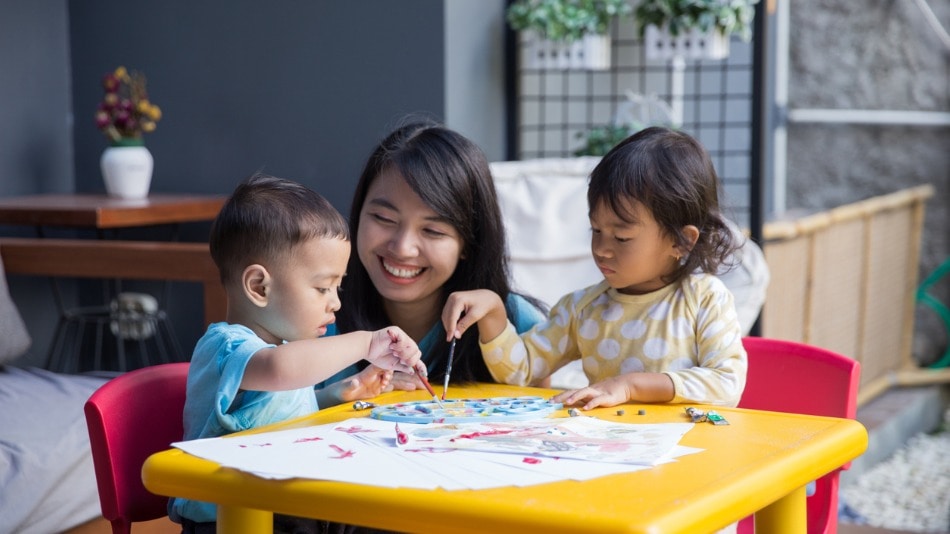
[369,396,563,424]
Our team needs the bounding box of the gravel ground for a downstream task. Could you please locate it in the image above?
[839,411,950,533]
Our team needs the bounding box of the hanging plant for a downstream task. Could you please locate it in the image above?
[506,0,632,42]
[633,0,759,41]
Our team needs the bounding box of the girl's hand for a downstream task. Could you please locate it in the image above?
[551,376,632,410]
[552,373,674,409]
[338,365,394,402]
[442,289,507,342]
[366,327,422,373]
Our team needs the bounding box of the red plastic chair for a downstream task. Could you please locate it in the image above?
[736,337,861,534]
[84,362,189,533]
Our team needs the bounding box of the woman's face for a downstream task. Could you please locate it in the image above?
[356,168,464,312]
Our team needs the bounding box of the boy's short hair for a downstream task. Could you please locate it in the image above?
[210,172,348,285]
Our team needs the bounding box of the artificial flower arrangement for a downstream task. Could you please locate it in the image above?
[94,66,162,145]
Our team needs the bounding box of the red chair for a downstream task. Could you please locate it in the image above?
[736,337,861,534]
[84,362,189,533]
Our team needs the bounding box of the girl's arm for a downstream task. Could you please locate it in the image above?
[446,290,580,387]
[241,328,421,392]
[552,372,675,409]
[442,289,509,342]
[663,279,748,407]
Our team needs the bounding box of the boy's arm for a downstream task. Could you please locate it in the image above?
[241,328,420,392]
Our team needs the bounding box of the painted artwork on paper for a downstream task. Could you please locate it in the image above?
[370,396,562,424]
[394,415,695,466]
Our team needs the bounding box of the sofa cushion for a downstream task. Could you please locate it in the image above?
[0,254,32,364]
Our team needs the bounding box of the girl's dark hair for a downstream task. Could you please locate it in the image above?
[337,120,518,383]
[210,172,349,285]
[588,126,737,284]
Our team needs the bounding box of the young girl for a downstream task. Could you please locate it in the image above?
[315,120,546,402]
[445,126,747,410]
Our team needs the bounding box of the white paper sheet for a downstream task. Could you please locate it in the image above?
[172,416,701,490]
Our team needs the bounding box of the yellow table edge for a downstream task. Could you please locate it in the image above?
[143,384,868,534]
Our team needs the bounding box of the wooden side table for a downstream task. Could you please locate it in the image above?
[0,193,226,372]
[0,193,225,232]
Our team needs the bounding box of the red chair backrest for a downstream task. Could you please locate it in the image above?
[84,362,188,534]
[736,337,861,534]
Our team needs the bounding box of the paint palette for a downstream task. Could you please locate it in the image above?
[370,396,563,424]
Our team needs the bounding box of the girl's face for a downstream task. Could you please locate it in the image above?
[257,237,349,344]
[589,198,681,295]
[356,168,464,312]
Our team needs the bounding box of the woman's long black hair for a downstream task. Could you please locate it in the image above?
[337,120,527,383]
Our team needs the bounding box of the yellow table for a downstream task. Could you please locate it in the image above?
[143,383,867,533]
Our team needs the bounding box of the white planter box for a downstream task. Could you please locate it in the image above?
[525,33,612,70]
[643,24,730,61]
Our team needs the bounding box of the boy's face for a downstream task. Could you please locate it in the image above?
[589,198,680,295]
[356,168,464,315]
[258,236,350,343]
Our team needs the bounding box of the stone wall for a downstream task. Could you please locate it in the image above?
[787,0,950,363]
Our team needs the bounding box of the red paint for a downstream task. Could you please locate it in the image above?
[328,444,355,459]
[293,436,324,443]
[456,428,516,440]
[336,425,376,434]
[522,457,541,464]
[395,423,408,445]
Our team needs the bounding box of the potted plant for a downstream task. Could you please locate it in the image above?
[506,0,632,70]
[573,123,641,156]
[574,91,674,155]
[94,66,162,199]
[633,0,759,60]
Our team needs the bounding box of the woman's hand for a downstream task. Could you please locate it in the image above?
[337,365,394,402]
[387,370,425,392]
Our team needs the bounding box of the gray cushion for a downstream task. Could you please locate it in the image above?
[0,254,32,364]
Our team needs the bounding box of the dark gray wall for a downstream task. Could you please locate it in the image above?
[0,1,74,196]
[69,0,446,216]
[0,1,76,368]
[3,1,509,368]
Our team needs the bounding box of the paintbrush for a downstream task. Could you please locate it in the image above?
[442,338,456,400]
[391,328,443,408]
[416,364,444,408]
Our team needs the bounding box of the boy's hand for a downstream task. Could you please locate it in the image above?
[442,289,507,343]
[366,327,421,373]
[338,365,394,402]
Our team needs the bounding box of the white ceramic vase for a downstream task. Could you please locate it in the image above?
[100,144,153,200]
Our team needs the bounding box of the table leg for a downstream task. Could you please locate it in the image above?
[754,485,807,533]
[218,505,273,533]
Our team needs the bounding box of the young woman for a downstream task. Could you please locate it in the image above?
[315,120,545,401]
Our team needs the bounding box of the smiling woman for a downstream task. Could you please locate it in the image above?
[316,120,547,399]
